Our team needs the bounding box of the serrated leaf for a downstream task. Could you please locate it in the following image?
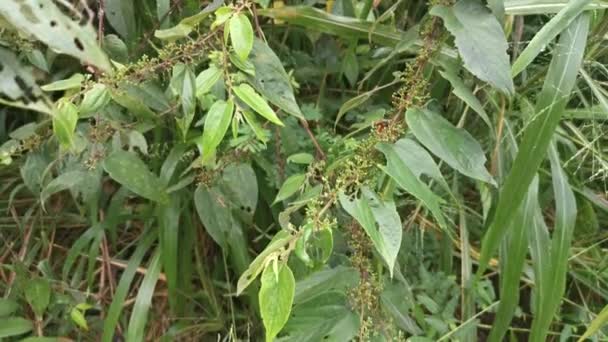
[406,107,495,185]
[199,100,234,164]
[339,187,402,276]
[233,83,284,126]
[274,174,306,204]
[53,100,79,148]
[103,150,169,203]
[0,0,111,72]
[41,73,84,92]
[260,263,295,342]
[230,13,254,61]
[431,0,513,94]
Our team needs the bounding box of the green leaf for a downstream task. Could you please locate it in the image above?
[577,304,608,342]
[199,99,234,164]
[406,107,495,185]
[274,174,306,204]
[196,66,223,97]
[233,83,284,126]
[126,249,162,342]
[342,50,359,87]
[52,100,79,148]
[246,39,305,119]
[511,0,592,76]
[25,278,51,317]
[159,197,181,313]
[40,170,88,204]
[229,13,254,61]
[260,263,296,342]
[0,48,52,114]
[477,13,589,280]
[242,109,270,143]
[171,64,197,137]
[287,153,314,165]
[105,0,136,43]
[0,1,112,72]
[154,3,220,40]
[41,73,84,92]
[237,230,295,295]
[103,150,169,203]
[529,144,577,341]
[0,317,33,338]
[504,0,605,14]
[80,84,111,116]
[335,91,372,128]
[110,89,157,121]
[0,299,18,317]
[194,185,233,248]
[439,69,492,130]
[102,233,156,342]
[431,0,514,94]
[488,178,538,342]
[376,142,448,230]
[339,187,402,276]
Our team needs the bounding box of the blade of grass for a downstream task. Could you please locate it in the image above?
[511,0,591,77]
[159,196,180,314]
[102,231,157,342]
[126,248,162,342]
[477,12,589,279]
[577,304,608,341]
[489,177,538,342]
[529,143,577,341]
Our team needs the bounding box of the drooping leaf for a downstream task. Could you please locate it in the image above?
[194,185,233,248]
[171,64,197,138]
[376,142,448,230]
[406,107,495,185]
[339,187,402,276]
[439,69,492,130]
[103,150,169,203]
[199,99,234,164]
[511,0,592,76]
[477,13,589,279]
[246,39,305,119]
[260,263,296,342]
[274,174,306,204]
[431,0,514,94]
[234,83,284,126]
[229,13,254,61]
[0,0,111,72]
[237,230,295,295]
[504,0,606,14]
[52,100,79,148]
[105,0,136,43]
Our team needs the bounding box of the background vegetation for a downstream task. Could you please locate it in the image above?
[0,0,607,340]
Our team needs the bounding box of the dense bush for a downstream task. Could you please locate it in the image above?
[0,0,607,341]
